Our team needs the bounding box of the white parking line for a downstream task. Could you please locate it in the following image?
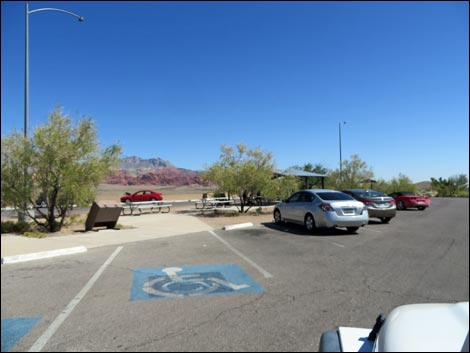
[331,242,345,248]
[28,246,123,352]
[363,227,383,233]
[209,230,273,278]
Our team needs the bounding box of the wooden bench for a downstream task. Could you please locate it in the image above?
[121,201,172,215]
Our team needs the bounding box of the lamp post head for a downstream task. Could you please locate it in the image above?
[78,16,84,22]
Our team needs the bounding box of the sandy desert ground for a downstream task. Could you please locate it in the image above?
[96,184,217,202]
[97,184,275,230]
[1,185,275,233]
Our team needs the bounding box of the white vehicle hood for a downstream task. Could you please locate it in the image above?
[338,302,469,352]
[375,302,469,352]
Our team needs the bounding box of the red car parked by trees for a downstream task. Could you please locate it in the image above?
[120,190,163,203]
[388,192,430,210]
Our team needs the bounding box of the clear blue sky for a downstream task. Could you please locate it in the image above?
[2,1,468,182]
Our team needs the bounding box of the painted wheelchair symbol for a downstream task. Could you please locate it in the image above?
[143,267,249,298]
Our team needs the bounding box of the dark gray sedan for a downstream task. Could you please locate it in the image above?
[342,189,396,223]
[273,189,369,233]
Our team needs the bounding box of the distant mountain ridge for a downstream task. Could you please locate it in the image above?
[119,156,175,170]
[415,181,432,191]
[110,157,432,188]
[106,156,202,186]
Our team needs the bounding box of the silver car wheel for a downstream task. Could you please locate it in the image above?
[305,214,316,232]
[274,209,282,224]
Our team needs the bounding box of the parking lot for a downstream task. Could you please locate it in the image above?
[1,197,469,352]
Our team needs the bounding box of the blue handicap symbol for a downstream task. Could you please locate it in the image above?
[130,264,264,301]
[1,317,41,352]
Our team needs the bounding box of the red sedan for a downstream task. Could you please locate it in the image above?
[120,190,163,203]
[388,192,430,210]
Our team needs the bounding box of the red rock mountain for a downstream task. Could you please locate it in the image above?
[106,157,202,186]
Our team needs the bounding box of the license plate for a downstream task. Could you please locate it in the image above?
[343,208,354,214]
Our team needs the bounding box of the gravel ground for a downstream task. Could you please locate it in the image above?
[191,205,275,230]
[2,204,276,236]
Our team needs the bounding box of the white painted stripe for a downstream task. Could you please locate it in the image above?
[331,242,345,248]
[209,230,273,278]
[223,222,254,230]
[363,227,382,233]
[28,246,123,352]
[2,246,87,264]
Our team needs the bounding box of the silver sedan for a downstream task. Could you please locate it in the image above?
[273,189,369,233]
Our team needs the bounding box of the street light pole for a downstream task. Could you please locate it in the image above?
[21,3,84,221]
[24,3,28,138]
[24,3,84,138]
[339,121,346,181]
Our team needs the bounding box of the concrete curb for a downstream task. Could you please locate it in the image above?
[1,246,87,264]
[223,222,254,231]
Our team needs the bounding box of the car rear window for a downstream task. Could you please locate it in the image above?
[357,191,386,198]
[316,192,354,201]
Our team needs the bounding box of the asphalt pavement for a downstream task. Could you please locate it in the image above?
[2,197,468,352]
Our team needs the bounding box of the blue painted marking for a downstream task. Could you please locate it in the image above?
[1,317,41,352]
[130,264,264,301]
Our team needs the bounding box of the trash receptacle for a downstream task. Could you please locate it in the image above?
[85,200,122,231]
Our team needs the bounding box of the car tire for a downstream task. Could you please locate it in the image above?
[417,206,426,211]
[397,200,406,210]
[274,209,282,224]
[347,226,359,233]
[380,217,392,223]
[304,213,316,233]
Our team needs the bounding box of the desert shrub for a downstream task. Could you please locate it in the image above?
[1,221,33,234]
[23,231,46,238]
[455,189,469,198]
[64,213,86,227]
[222,212,240,217]
[1,221,15,234]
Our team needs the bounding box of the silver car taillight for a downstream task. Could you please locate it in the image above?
[320,203,334,212]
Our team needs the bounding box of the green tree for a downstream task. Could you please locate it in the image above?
[1,107,121,232]
[431,177,451,197]
[329,154,374,189]
[388,174,417,194]
[448,174,469,197]
[264,174,300,202]
[289,163,328,189]
[203,144,281,212]
[371,179,391,194]
[432,174,469,197]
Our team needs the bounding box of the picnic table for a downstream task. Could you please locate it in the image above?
[121,200,172,215]
[194,197,234,209]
